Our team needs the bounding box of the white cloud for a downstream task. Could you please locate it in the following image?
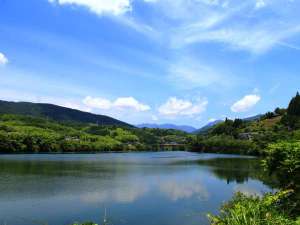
[159,97,208,117]
[151,115,159,121]
[83,96,150,112]
[48,0,159,38]
[83,96,112,110]
[278,41,300,51]
[168,57,233,89]
[0,52,8,65]
[253,87,260,93]
[231,94,261,113]
[48,0,300,54]
[174,23,300,54]
[255,0,266,9]
[114,97,151,111]
[61,102,91,112]
[151,0,300,54]
[143,0,159,3]
[49,0,132,15]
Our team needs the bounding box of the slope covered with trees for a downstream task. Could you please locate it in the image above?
[0,114,191,153]
[191,94,300,156]
[0,100,131,127]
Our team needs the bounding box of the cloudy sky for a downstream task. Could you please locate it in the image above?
[0,0,300,127]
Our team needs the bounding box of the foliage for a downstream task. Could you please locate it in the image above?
[263,141,300,178]
[211,118,246,137]
[275,107,287,116]
[208,190,299,225]
[191,135,256,155]
[207,139,300,225]
[287,92,300,116]
[207,93,300,224]
[262,141,300,215]
[261,111,277,120]
[0,114,191,153]
[282,92,300,129]
[192,94,300,155]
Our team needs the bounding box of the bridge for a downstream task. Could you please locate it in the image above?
[158,143,187,151]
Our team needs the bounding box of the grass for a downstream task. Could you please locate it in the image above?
[208,190,300,225]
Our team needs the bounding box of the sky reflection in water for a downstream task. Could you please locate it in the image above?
[0,152,274,225]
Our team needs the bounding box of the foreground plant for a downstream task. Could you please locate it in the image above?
[263,141,300,180]
[208,190,300,225]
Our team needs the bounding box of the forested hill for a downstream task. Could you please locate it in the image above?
[0,100,131,127]
[191,92,300,155]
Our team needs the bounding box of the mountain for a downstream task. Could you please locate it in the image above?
[137,123,197,133]
[0,100,131,127]
[195,120,223,134]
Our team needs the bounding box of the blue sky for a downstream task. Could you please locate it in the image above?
[0,0,300,127]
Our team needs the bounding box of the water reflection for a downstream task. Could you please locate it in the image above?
[0,152,276,225]
[196,157,278,188]
[81,182,149,204]
[159,178,209,201]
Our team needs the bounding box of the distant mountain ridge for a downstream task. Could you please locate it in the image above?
[0,100,131,127]
[137,123,197,133]
[196,120,224,134]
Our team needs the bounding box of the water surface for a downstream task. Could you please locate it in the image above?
[0,152,275,225]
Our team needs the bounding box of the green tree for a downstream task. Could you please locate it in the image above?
[275,107,286,116]
[287,92,300,116]
[281,92,300,129]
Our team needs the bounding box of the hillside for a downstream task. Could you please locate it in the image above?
[0,100,131,127]
[191,94,300,155]
[196,115,262,135]
[0,114,191,153]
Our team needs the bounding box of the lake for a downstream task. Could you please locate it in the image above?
[0,152,275,225]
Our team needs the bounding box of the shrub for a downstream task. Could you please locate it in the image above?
[263,141,300,180]
[208,190,299,225]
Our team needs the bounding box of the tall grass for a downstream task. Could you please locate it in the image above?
[208,190,300,225]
